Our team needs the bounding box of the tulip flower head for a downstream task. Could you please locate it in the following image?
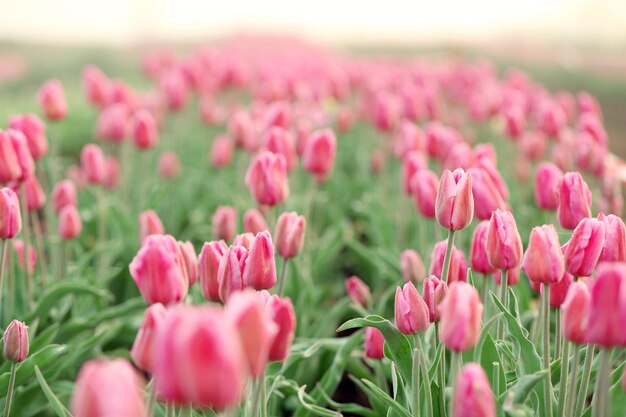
[3,320,28,362]
[435,168,474,230]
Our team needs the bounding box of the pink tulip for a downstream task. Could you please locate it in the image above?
[104,157,120,190]
[178,241,198,285]
[275,212,306,259]
[58,205,82,240]
[520,131,547,161]
[217,245,248,302]
[598,213,626,263]
[443,143,474,172]
[153,306,247,408]
[521,224,565,285]
[364,327,385,359]
[410,169,439,218]
[22,175,46,211]
[537,99,566,138]
[534,162,563,210]
[97,103,129,142]
[13,240,36,273]
[139,210,164,244]
[395,282,430,334]
[435,168,474,231]
[423,275,448,322]
[130,303,168,372]
[71,359,146,417]
[400,249,425,284]
[430,240,468,283]
[229,110,257,152]
[3,320,28,362]
[557,172,592,230]
[302,128,337,183]
[470,221,497,275]
[8,114,48,160]
[245,151,290,206]
[586,263,626,347]
[0,130,22,183]
[226,290,278,377]
[401,151,427,195]
[560,281,590,344]
[540,271,573,308]
[243,208,268,235]
[131,109,158,150]
[578,113,607,147]
[438,282,483,352]
[233,233,254,249]
[265,126,297,171]
[82,65,109,107]
[212,206,237,243]
[503,105,525,139]
[266,294,296,361]
[393,121,425,159]
[467,167,508,221]
[7,130,34,181]
[452,363,496,417]
[51,180,77,214]
[38,79,67,121]
[0,188,21,239]
[486,210,523,270]
[159,69,189,111]
[198,240,228,302]
[494,267,519,286]
[564,218,605,277]
[473,158,509,201]
[210,135,235,168]
[80,144,107,185]
[242,231,277,290]
[129,234,189,305]
[345,276,371,307]
[158,151,180,179]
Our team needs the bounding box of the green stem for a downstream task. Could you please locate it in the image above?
[592,349,611,417]
[440,229,456,283]
[146,378,157,417]
[96,186,106,269]
[277,258,289,297]
[575,344,595,417]
[492,362,501,397]
[260,373,267,417]
[564,344,580,417]
[19,185,33,308]
[555,309,561,360]
[166,404,176,417]
[412,347,420,417]
[180,406,192,417]
[374,361,388,394]
[3,363,17,417]
[542,285,553,417]
[448,350,462,417]
[481,274,488,307]
[497,269,508,340]
[557,339,571,417]
[0,239,8,319]
[30,213,48,282]
[434,323,447,417]
[416,336,433,417]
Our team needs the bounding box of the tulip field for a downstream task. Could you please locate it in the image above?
[1,38,626,417]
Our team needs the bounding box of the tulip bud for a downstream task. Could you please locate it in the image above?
[266,295,296,361]
[51,180,76,214]
[444,142,474,172]
[82,65,109,107]
[586,263,626,347]
[7,130,35,181]
[58,205,82,240]
[438,282,483,352]
[218,245,248,302]
[275,212,306,259]
[227,290,278,377]
[521,224,565,284]
[3,320,28,362]
[243,208,269,235]
[199,240,228,302]
[129,234,189,305]
[80,144,107,185]
[410,169,439,218]
[467,167,508,221]
[103,157,120,190]
[139,210,164,244]
[534,162,563,210]
[243,231,277,290]
[245,151,289,206]
[22,175,45,211]
[364,327,385,359]
[470,221,497,275]
[0,188,21,239]
[131,109,158,150]
[435,168,474,230]
[265,126,297,171]
[430,240,468,283]
[564,218,605,277]
[210,135,235,168]
[212,206,237,243]
[0,130,22,183]
[159,69,189,111]
[557,172,592,230]
[130,303,168,372]
[13,239,36,273]
[178,241,198,285]
[8,114,48,160]
[400,249,425,284]
[233,233,254,249]
[394,282,430,334]
[38,79,67,121]
[345,276,370,307]
[71,358,146,417]
[152,306,247,409]
[452,363,496,417]
[393,121,425,159]
[302,128,337,183]
[97,103,129,142]
[486,210,523,270]
[423,275,447,322]
[401,151,427,195]
[539,271,573,309]
[229,110,257,152]
[598,213,626,263]
[158,151,180,179]
[560,281,591,344]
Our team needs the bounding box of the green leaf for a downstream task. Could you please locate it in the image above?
[27,281,112,322]
[359,379,412,417]
[479,334,506,397]
[0,345,68,393]
[34,366,68,417]
[337,315,412,383]
[500,369,547,404]
[296,386,341,416]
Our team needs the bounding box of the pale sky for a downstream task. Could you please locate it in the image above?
[0,0,625,45]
